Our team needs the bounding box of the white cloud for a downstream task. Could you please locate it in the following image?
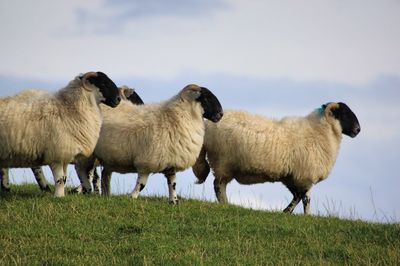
[1,0,400,84]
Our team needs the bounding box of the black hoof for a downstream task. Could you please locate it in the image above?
[169,199,179,205]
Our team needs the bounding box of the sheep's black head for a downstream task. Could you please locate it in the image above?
[324,102,360,138]
[120,86,144,105]
[181,85,223,122]
[198,87,223,122]
[82,72,121,108]
[127,90,144,105]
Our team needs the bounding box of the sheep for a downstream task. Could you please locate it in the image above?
[0,89,52,193]
[75,84,223,203]
[192,102,360,214]
[0,86,143,194]
[73,85,144,194]
[0,71,121,197]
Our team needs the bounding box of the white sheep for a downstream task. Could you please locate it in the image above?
[0,72,121,197]
[73,85,144,194]
[0,89,52,193]
[0,86,143,194]
[76,84,223,203]
[192,102,360,214]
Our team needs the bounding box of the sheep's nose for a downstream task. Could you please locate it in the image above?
[214,111,223,122]
[116,96,121,103]
[351,125,361,137]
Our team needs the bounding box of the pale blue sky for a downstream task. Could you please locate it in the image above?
[1,0,399,222]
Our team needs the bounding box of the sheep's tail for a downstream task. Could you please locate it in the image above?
[192,146,210,184]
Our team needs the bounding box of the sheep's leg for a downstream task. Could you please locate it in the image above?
[50,163,65,197]
[283,186,302,213]
[101,168,112,197]
[131,173,149,199]
[283,184,306,214]
[0,168,10,192]
[92,168,101,194]
[301,190,311,215]
[31,167,51,192]
[72,167,94,194]
[75,159,94,194]
[214,178,228,204]
[165,172,179,204]
[283,195,301,214]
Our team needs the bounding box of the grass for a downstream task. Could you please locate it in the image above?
[1,184,399,265]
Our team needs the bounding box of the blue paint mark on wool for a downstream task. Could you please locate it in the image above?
[317,105,325,115]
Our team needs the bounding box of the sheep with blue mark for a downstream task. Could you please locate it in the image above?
[76,84,223,203]
[0,72,121,197]
[192,102,360,214]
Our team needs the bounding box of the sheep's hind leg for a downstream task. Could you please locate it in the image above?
[101,168,112,197]
[283,186,301,214]
[50,163,66,197]
[75,158,95,194]
[0,168,10,192]
[283,196,301,213]
[72,168,95,194]
[214,178,228,204]
[31,167,51,192]
[165,172,179,204]
[92,168,101,194]
[301,189,311,215]
[131,173,149,199]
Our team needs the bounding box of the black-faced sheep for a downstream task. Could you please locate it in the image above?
[192,102,360,214]
[0,86,143,194]
[76,84,223,203]
[73,85,144,194]
[0,72,121,197]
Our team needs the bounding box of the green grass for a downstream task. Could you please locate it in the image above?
[1,185,399,265]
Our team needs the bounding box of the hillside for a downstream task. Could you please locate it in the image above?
[1,185,399,265]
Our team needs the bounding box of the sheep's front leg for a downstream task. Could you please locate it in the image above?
[214,178,228,204]
[101,168,112,197]
[50,163,66,197]
[165,172,179,204]
[131,173,149,199]
[0,168,10,192]
[31,167,51,192]
[302,190,311,215]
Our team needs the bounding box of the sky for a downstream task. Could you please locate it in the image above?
[1,0,399,222]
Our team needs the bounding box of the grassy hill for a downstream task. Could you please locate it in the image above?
[1,185,399,265]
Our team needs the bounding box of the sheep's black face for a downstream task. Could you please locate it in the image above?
[197,87,223,123]
[88,72,121,108]
[331,102,361,138]
[128,91,144,105]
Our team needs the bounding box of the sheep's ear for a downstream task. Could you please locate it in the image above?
[182,84,201,101]
[119,86,134,100]
[324,102,340,117]
[81,72,98,92]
